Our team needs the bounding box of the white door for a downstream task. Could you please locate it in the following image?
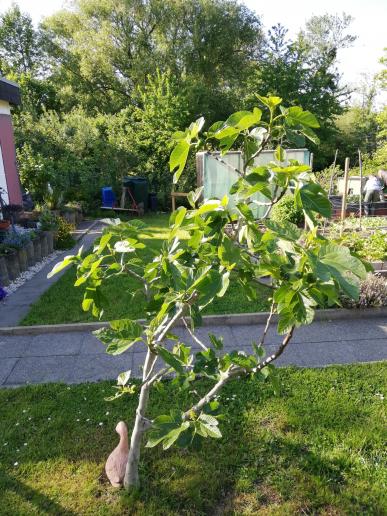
[0,143,9,210]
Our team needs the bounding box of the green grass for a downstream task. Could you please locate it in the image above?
[0,363,386,514]
[21,214,271,326]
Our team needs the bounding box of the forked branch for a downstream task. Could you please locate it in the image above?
[184,327,295,418]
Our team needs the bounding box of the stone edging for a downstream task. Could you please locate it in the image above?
[72,218,100,242]
[1,307,387,336]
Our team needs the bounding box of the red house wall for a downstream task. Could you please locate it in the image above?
[0,113,22,205]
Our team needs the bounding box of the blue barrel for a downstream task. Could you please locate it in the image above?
[101,187,116,208]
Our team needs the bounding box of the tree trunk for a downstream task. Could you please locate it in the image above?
[123,349,156,489]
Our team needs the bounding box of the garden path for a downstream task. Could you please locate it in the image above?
[0,316,386,386]
[0,220,103,327]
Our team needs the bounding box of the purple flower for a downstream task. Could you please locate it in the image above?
[0,287,7,301]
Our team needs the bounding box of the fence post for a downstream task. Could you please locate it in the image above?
[340,157,350,236]
[358,149,363,230]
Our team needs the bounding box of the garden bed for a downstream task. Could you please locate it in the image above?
[0,207,82,292]
[0,228,55,287]
[321,217,387,264]
[0,363,385,514]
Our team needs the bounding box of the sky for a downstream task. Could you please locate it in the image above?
[1,0,386,105]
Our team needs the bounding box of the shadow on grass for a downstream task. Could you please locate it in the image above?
[0,468,77,516]
[0,364,385,514]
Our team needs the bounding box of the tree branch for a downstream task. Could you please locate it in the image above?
[206,152,243,177]
[184,327,295,418]
[154,305,185,344]
[261,187,287,219]
[183,372,231,419]
[259,300,275,346]
[182,317,208,351]
[254,327,294,372]
[146,367,170,387]
[243,135,270,173]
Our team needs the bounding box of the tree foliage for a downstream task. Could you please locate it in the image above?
[244,17,356,169]
[0,5,44,75]
[2,3,380,207]
[41,0,263,112]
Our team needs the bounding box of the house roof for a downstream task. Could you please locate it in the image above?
[0,77,21,106]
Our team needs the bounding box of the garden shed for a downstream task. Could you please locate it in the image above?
[0,76,22,206]
[196,149,311,217]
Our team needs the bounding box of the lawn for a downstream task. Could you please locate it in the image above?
[21,214,271,326]
[0,363,385,515]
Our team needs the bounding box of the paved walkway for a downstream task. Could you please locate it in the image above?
[1,317,386,387]
[0,220,103,327]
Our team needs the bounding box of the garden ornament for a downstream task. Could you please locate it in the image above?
[105,421,129,487]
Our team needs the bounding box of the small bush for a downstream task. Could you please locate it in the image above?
[54,217,76,250]
[315,165,343,194]
[270,194,304,226]
[39,209,59,231]
[341,274,387,308]
[0,244,15,256]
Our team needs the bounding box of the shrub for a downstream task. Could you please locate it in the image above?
[39,209,59,231]
[341,274,387,308]
[315,165,343,194]
[270,194,304,226]
[0,244,15,256]
[54,217,75,250]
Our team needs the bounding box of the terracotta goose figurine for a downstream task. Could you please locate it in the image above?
[105,421,129,487]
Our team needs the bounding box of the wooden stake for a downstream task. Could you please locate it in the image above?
[171,190,176,212]
[328,149,338,196]
[340,157,350,236]
[358,149,363,230]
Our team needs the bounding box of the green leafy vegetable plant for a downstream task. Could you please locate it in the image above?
[270,193,304,226]
[50,96,367,490]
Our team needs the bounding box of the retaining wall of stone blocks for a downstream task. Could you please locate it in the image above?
[0,231,54,286]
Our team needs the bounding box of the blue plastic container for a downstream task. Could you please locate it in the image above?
[101,187,116,208]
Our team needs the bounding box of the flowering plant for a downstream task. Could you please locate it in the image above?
[3,231,32,249]
[0,286,7,301]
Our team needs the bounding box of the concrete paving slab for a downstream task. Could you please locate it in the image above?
[275,341,363,367]
[230,324,267,347]
[80,334,105,355]
[230,320,387,348]
[132,351,147,377]
[0,317,386,386]
[25,333,83,356]
[290,319,387,343]
[0,357,18,384]
[5,356,77,385]
[74,354,133,383]
[0,336,30,357]
[352,339,387,362]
